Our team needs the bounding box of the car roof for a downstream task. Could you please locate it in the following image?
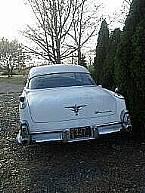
[28,64,89,79]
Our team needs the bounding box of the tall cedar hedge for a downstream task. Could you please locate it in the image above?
[94,0,145,138]
[94,21,121,90]
[94,20,109,85]
[115,0,145,138]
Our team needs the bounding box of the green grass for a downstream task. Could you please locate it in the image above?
[0,75,25,85]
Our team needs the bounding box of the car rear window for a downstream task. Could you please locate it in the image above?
[28,72,96,89]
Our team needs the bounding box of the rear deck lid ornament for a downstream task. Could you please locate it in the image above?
[65,104,87,116]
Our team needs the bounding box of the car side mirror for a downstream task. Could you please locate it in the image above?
[115,87,119,93]
[98,85,102,88]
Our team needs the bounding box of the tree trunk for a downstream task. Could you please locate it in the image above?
[7,62,10,78]
[78,48,81,65]
[56,39,61,64]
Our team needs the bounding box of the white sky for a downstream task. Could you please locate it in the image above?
[103,0,123,13]
[0,0,123,42]
[0,0,33,40]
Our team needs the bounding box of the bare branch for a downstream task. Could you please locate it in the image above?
[23,0,101,64]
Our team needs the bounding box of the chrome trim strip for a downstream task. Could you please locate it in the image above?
[35,137,95,143]
[31,130,62,135]
[68,137,95,142]
[96,122,122,128]
[35,139,62,143]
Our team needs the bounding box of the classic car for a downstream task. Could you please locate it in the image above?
[17,64,131,145]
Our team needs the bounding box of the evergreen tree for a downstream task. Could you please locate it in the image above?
[115,0,145,138]
[104,28,121,90]
[94,19,109,85]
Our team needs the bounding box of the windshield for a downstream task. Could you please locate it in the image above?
[28,72,96,89]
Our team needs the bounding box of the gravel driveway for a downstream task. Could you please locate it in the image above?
[0,87,145,193]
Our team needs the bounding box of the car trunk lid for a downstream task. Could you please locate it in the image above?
[27,86,117,123]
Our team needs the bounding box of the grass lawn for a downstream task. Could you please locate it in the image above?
[0,75,25,85]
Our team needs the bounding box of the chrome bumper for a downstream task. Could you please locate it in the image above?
[29,122,130,143]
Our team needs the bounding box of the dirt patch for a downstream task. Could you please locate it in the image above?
[0,93,145,193]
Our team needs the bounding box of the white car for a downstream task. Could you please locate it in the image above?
[17,64,131,144]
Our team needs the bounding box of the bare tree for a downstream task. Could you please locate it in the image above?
[0,38,25,77]
[23,0,101,64]
[23,0,79,64]
[124,0,132,9]
[66,0,101,65]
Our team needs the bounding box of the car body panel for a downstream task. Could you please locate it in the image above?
[17,64,131,144]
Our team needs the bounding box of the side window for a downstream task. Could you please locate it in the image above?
[75,73,82,83]
[75,73,95,85]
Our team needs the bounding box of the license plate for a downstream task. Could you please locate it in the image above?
[70,127,91,139]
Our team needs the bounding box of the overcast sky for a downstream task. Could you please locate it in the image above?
[0,0,123,41]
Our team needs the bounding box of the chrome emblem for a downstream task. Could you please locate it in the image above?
[65,104,87,116]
